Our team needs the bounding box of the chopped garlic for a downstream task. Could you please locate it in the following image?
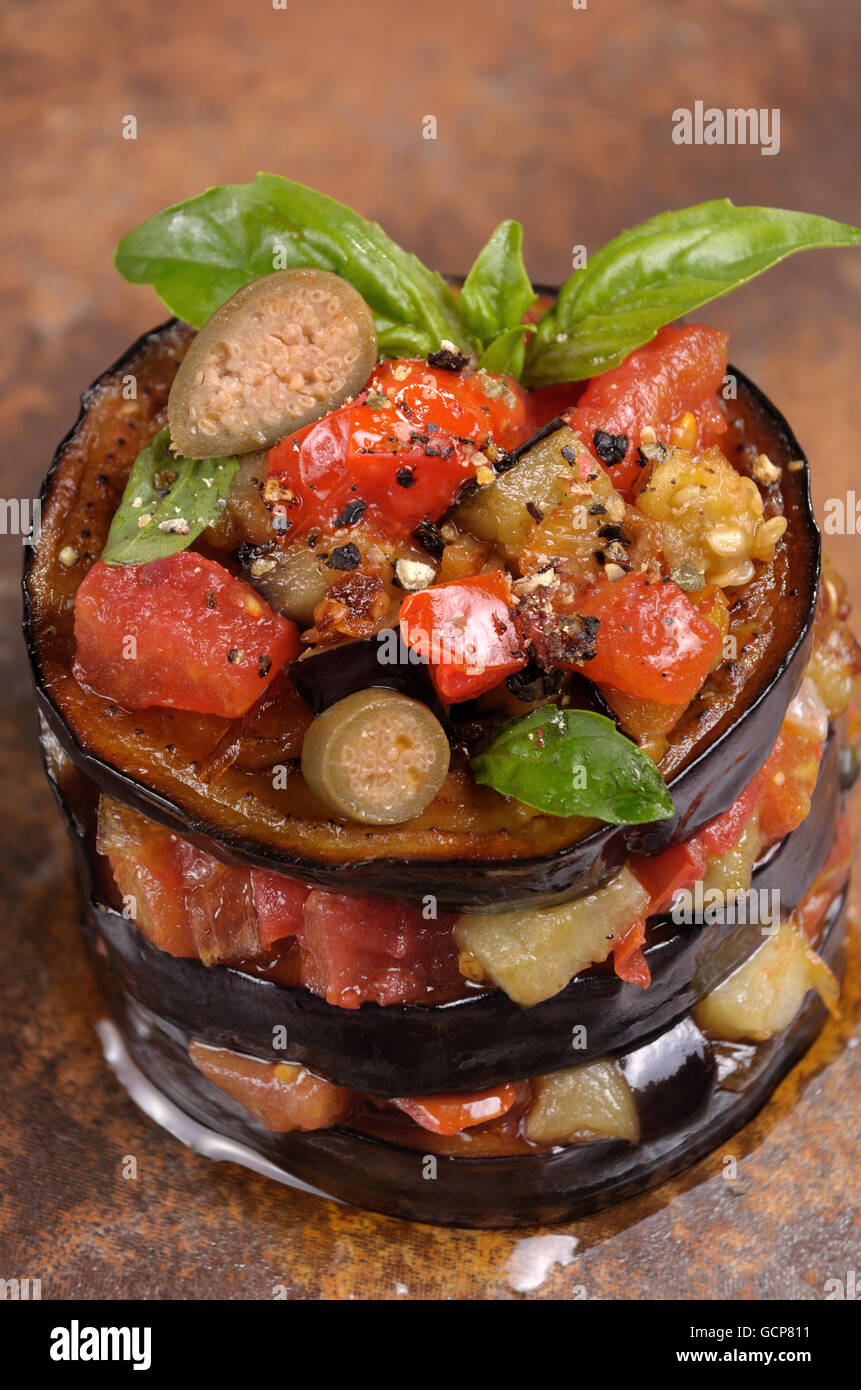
[753,452,782,485]
[394,558,436,592]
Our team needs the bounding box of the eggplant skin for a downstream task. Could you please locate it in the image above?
[71,731,841,1097]
[88,890,846,1229]
[24,316,820,909]
[288,632,449,727]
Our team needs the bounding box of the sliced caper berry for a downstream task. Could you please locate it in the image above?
[168,268,377,458]
[300,688,450,825]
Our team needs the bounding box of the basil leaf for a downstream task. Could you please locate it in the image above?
[477,323,536,377]
[115,172,472,354]
[460,220,537,344]
[374,319,442,359]
[102,427,239,566]
[524,200,861,386]
[471,705,674,824]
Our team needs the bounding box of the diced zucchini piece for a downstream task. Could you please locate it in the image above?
[695,920,838,1041]
[456,866,650,1006]
[526,1059,639,1144]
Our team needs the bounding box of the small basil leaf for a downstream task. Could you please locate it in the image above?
[460,220,537,344]
[115,173,473,355]
[102,427,239,566]
[524,200,861,386]
[375,320,442,358]
[477,323,536,377]
[471,705,674,824]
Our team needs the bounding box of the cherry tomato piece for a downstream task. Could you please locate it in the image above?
[566,324,729,495]
[368,359,528,452]
[266,359,529,540]
[391,1084,519,1135]
[399,572,527,702]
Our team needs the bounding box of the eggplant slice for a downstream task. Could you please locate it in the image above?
[24,317,820,908]
[53,726,842,1096]
[88,890,846,1229]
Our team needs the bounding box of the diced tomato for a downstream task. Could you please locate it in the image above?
[524,380,587,434]
[693,784,761,860]
[570,572,722,704]
[399,572,527,701]
[343,426,472,529]
[566,324,729,495]
[188,1043,354,1132]
[74,553,300,718]
[251,869,310,950]
[98,798,196,958]
[101,791,463,996]
[753,726,823,842]
[795,814,851,940]
[368,359,528,452]
[100,796,268,963]
[612,918,650,989]
[630,724,823,917]
[266,359,529,540]
[391,1083,519,1135]
[175,842,259,966]
[296,890,460,1009]
[267,401,473,539]
[631,840,706,917]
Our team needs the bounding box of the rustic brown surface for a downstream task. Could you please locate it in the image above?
[2,0,860,1300]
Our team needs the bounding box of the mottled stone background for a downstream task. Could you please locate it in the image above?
[1,0,859,1299]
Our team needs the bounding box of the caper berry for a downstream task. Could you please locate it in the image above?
[168,269,377,458]
[300,688,450,824]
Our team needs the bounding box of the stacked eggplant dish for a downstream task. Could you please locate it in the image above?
[24,180,861,1226]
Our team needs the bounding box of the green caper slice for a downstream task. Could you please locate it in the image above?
[168,268,378,458]
[300,689,450,824]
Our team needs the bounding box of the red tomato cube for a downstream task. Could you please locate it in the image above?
[74,552,300,718]
[399,572,527,702]
[571,572,722,704]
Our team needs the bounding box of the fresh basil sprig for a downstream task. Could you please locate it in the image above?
[459,220,537,375]
[524,200,861,385]
[116,182,861,388]
[472,705,674,824]
[115,173,472,357]
[102,426,239,566]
